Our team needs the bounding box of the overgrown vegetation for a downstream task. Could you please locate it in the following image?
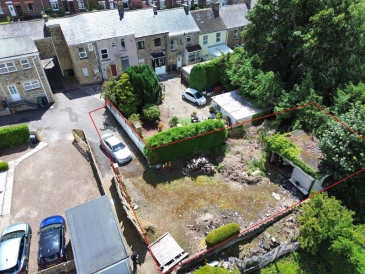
[0,124,30,149]
[194,265,240,274]
[205,223,241,248]
[0,162,9,171]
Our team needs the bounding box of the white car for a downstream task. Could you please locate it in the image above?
[182,88,207,106]
[100,134,132,164]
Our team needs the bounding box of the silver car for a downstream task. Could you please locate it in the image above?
[182,88,207,106]
[0,223,32,274]
[100,134,133,165]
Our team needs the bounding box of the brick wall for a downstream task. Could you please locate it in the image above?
[0,1,43,19]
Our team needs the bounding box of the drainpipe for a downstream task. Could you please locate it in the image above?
[31,55,52,104]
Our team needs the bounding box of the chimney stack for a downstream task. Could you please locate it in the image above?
[211,0,220,18]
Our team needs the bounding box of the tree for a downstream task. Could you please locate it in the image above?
[101,77,118,104]
[190,65,207,91]
[125,65,161,107]
[332,82,365,116]
[243,0,365,105]
[319,105,365,222]
[298,192,365,273]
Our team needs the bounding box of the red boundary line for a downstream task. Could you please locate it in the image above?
[89,100,365,274]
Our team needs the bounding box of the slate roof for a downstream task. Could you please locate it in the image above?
[0,36,38,59]
[0,20,47,40]
[190,8,226,34]
[46,8,200,45]
[219,4,250,29]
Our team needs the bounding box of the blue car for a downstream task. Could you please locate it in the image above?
[37,216,67,270]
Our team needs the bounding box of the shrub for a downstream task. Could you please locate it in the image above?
[6,16,12,22]
[23,13,30,20]
[157,123,164,131]
[217,164,226,172]
[194,265,239,274]
[205,223,240,248]
[58,8,65,17]
[251,110,269,126]
[142,104,160,121]
[128,113,142,125]
[169,116,179,127]
[0,124,30,149]
[0,162,9,171]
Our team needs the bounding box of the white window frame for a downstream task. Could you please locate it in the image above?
[23,80,40,91]
[26,2,35,11]
[121,38,126,49]
[111,42,116,49]
[82,68,89,77]
[87,43,93,51]
[0,6,4,14]
[20,59,31,70]
[188,51,201,62]
[100,48,109,60]
[137,41,145,50]
[216,32,221,43]
[233,29,239,40]
[77,0,85,9]
[203,35,208,45]
[170,39,177,51]
[186,34,192,44]
[78,48,87,59]
[0,62,17,74]
[50,1,59,10]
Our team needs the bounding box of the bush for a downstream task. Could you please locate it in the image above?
[128,113,142,125]
[169,116,179,127]
[0,162,9,171]
[0,124,30,149]
[251,110,269,126]
[142,104,160,121]
[205,223,240,248]
[23,13,30,20]
[58,8,65,17]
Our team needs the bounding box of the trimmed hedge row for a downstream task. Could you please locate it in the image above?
[205,223,241,248]
[0,162,9,171]
[0,124,30,149]
[264,133,319,178]
[143,119,228,164]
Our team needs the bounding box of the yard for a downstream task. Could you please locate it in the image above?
[123,125,303,256]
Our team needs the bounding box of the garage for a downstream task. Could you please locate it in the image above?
[65,195,131,274]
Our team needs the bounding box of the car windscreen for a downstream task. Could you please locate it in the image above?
[39,224,61,258]
[194,92,203,99]
[0,231,24,242]
[112,143,125,152]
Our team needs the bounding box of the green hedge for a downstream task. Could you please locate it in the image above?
[0,162,9,171]
[143,119,227,164]
[264,134,319,178]
[0,124,29,149]
[194,265,240,274]
[205,223,240,248]
[251,110,269,126]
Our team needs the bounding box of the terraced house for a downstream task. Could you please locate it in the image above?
[0,36,54,114]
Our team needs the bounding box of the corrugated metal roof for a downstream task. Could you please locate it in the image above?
[65,196,130,274]
[0,20,46,40]
[0,36,38,59]
[219,4,250,29]
[46,8,200,45]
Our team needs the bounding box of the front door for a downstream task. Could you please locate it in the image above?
[6,2,17,16]
[15,4,23,16]
[177,55,182,68]
[111,64,117,76]
[109,2,114,8]
[8,85,21,101]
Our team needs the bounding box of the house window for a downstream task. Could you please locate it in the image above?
[82,68,89,77]
[26,2,35,11]
[154,38,161,47]
[160,0,164,9]
[0,62,17,74]
[111,42,116,49]
[121,56,129,70]
[78,48,87,59]
[87,43,93,51]
[155,57,165,67]
[170,39,177,51]
[100,48,109,60]
[50,1,59,10]
[99,1,106,9]
[77,0,85,8]
[186,34,192,44]
[23,80,40,91]
[0,6,4,14]
[20,59,31,70]
[121,39,126,49]
[188,51,201,62]
[203,35,208,45]
[233,29,239,39]
[137,41,145,50]
[206,0,211,7]
[216,32,221,42]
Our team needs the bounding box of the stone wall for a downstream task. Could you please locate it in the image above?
[167,32,200,69]
[226,27,244,49]
[34,38,57,60]
[136,33,167,68]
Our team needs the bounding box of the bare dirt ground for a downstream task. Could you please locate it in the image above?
[124,124,303,256]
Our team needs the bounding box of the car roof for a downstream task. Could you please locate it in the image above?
[186,88,199,94]
[0,238,21,271]
[102,135,122,146]
[40,215,65,229]
[1,223,28,237]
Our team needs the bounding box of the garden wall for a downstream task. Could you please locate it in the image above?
[105,98,145,154]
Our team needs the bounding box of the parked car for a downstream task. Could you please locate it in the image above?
[182,88,207,106]
[37,216,67,270]
[100,133,133,164]
[0,222,32,274]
